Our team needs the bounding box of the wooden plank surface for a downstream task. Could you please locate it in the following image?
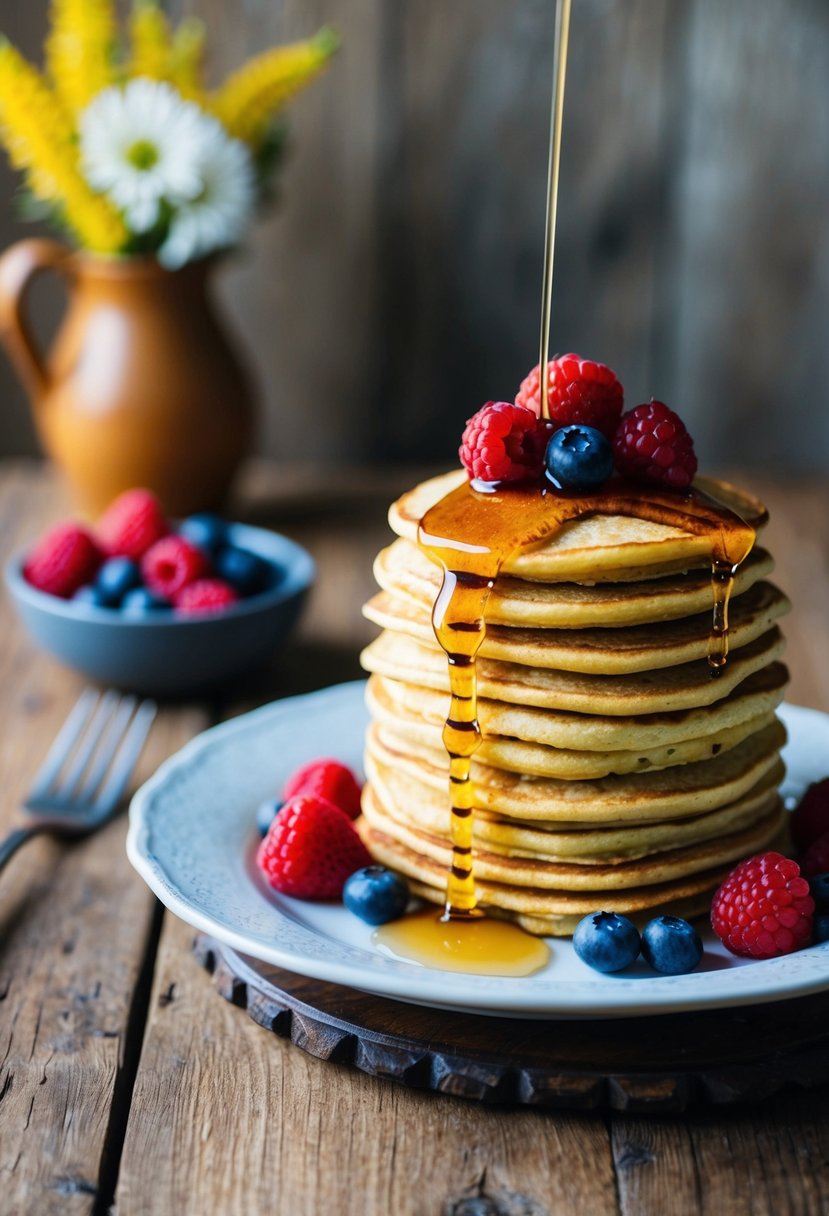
[2,1,829,473]
[0,466,208,1215]
[0,461,826,1215]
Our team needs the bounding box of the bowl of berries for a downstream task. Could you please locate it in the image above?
[5,489,315,696]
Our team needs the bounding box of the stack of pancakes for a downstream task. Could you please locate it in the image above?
[359,470,790,935]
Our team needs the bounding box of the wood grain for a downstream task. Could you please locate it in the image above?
[1,2,828,474]
[0,465,208,1215]
[192,936,829,1114]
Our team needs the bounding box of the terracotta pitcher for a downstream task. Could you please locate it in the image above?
[0,239,256,516]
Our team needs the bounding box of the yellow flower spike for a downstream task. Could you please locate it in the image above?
[210,26,339,148]
[169,17,207,101]
[0,41,126,252]
[129,0,172,81]
[45,0,118,113]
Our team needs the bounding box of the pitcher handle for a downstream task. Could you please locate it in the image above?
[0,238,72,399]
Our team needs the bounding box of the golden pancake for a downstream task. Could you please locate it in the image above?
[365,744,783,863]
[361,783,785,890]
[367,719,786,822]
[361,627,785,716]
[389,470,769,582]
[363,581,790,675]
[375,537,774,628]
[367,664,787,753]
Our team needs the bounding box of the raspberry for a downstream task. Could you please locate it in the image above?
[256,794,373,900]
[800,831,829,878]
[97,489,168,559]
[282,758,363,820]
[711,851,814,959]
[459,401,551,483]
[174,578,238,616]
[791,778,829,850]
[141,535,210,599]
[515,354,624,439]
[23,522,103,598]
[613,400,698,490]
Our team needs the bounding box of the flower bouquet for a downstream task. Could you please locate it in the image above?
[0,1,338,513]
[0,0,338,265]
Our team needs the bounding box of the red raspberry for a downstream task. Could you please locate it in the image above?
[459,401,551,483]
[711,851,814,959]
[799,830,829,878]
[97,488,168,559]
[791,779,829,850]
[141,535,210,599]
[174,578,238,616]
[282,759,363,820]
[23,522,103,598]
[613,400,698,490]
[256,794,372,899]
[515,354,624,439]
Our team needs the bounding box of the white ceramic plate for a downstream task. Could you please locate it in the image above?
[127,683,829,1018]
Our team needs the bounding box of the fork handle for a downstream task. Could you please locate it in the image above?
[0,824,48,874]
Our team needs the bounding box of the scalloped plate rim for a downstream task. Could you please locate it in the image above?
[127,683,829,1019]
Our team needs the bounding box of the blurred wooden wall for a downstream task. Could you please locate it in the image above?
[0,0,827,472]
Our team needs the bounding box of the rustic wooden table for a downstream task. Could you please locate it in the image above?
[1,460,828,1216]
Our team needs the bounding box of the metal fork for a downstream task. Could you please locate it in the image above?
[0,689,157,873]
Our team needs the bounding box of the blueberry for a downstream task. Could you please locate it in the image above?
[72,584,107,607]
[95,557,141,606]
[572,911,641,973]
[545,424,613,492]
[215,546,270,596]
[121,587,169,616]
[809,872,829,910]
[178,513,227,556]
[256,798,283,837]
[343,865,409,925]
[641,915,704,975]
[814,914,829,944]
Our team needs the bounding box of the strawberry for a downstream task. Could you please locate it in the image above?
[23,522,103,598]
[256,794,372,900]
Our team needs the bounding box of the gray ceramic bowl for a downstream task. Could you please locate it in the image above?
[5,522,315,697]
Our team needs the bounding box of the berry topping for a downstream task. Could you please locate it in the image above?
[174,578,239,615]
[799,831,829,878]
[343,865,410,925]
[791,778,829,850]
[256,794,372,900]
[515,354,624,439]
[24,522,103,598]
[545,424,613,492]
[572,911,641,973]
[97,488,168,559]
[808,872,829,909]
[815,915,829,944]
[282,758,363,820]
[640,915,703,975]
[141,535,210,599]
[711,852,814,958]
[256,798,283,838]
[178,512,227,556]
[94,556,142,606]
[459,401,551,484]
[121,587,169,615]
[613,400,698,490]
[215,545,270,596]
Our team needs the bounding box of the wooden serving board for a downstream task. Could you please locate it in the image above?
[194,935,829,1114]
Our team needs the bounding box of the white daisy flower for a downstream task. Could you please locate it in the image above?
[159,126,256,268]
[80,79,214,233]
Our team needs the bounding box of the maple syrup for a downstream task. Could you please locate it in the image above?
[371,0,756,977]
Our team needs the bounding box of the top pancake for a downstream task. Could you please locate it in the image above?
[389,470,769,582]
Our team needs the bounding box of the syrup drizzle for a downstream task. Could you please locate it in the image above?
[417,478,757,920]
